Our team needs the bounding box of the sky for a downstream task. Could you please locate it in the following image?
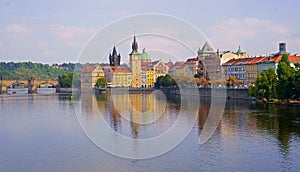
[0,0,300,64]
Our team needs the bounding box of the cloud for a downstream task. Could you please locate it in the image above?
[211,18,289,37]
[55,25,96,39]
[208,17,291,54]
[4,24,33,36]
[53,25,97,48]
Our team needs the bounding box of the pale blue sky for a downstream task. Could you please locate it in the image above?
[0,0,299,63]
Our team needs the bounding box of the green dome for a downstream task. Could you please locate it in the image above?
[237,46,242,54]
[141,48,151,61]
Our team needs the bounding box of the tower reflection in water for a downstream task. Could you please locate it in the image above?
[82,92,179,139]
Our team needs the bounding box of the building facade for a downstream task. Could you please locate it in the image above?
[81,66,105,90]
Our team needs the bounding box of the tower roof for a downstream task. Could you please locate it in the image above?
[131,35,139,54]
[200,42,214,52]
[237,46,242,54]
[112,45,118,57]
[141,48,151,61]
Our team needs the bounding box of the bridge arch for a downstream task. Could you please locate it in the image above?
[38,82,57,88]
[7,81,28,88]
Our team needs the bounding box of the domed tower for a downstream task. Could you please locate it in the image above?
[141,48,151,62]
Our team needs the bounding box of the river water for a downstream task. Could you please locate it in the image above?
[0,93,299,171]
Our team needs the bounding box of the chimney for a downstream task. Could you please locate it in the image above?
[279,42,286,53]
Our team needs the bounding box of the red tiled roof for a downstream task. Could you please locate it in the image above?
[174,61,185,66]
[186,57,197,62]
[110,66,131,73]
[245,56,269,65]
[81,66,98,73]
[165,61,173,67]
[223,55,300,66]
[257,55,300,63]
[222,58,238,66]
[288,55,300,62]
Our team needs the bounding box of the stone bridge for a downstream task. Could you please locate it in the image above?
[0,79,59,93]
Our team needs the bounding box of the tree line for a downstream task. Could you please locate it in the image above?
[249,54,300,102]
[0,62,72,80]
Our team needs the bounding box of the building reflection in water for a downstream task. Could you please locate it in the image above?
[92,92,172,139]
[81,92,300,157]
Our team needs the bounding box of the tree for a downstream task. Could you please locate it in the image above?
[95,78,107,88]
[154,76,164,88]
[276,54,294,101]
[226,76,240,87]
[256,71,270,100]
[248,84,257,98]
[291,63,300,100]
[266,68,277,99]
[154,75,176,88]
[195,77,208,86]
[249,68,276,101]
[58,72,81,88]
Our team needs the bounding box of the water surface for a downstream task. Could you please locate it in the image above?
[0,93,299,171]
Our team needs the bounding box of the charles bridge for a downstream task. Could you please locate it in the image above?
[0,79,59,93]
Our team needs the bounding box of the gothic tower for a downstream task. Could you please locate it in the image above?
[109,45,121,66]
[129,35,142,87]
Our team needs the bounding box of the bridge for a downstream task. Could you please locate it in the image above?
[0,79,59,93]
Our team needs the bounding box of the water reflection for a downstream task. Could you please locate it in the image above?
[1,93,300,170]
[89,93,180,139]
[252,104,300,155]
[79,92,300,155]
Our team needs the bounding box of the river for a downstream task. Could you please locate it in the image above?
[0,93,299,171]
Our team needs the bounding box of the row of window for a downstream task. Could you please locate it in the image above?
[228,67,245,72]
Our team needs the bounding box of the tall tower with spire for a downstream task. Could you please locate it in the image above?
[129,35,142,87]
[109,45,121,66]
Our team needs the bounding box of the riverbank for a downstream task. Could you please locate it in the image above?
[256,98,300,106]
[93,87,254,100]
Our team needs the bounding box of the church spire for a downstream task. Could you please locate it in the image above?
[112,45,117,56]
[131,35,138,53]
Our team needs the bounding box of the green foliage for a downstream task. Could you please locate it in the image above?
[95,78,107,88]
[276,54,294,100]
[292,63,300,99]
[0,62,69,80]
[248,84,257,97]
[58,72,81,88]
[0,62,108,80]
[266,68,277,98]
[154,75,176,88]
[251,68,276,101]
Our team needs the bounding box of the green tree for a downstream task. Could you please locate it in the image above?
[256,71,269,100]
[154,76,164,88]
[291,63,300,100]
[248,84,258,98]
[250,68,276,101]
[59,72,81,88]
[266,68,277,98]
[276,54,294,101]
[154,75,176,88]
[95,78,107,88]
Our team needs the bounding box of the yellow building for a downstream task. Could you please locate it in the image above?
[112,67,132,87]
[220,46,248,64]
[245,56,268,84]
[81,66,105,91]
[146,70,154,88]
